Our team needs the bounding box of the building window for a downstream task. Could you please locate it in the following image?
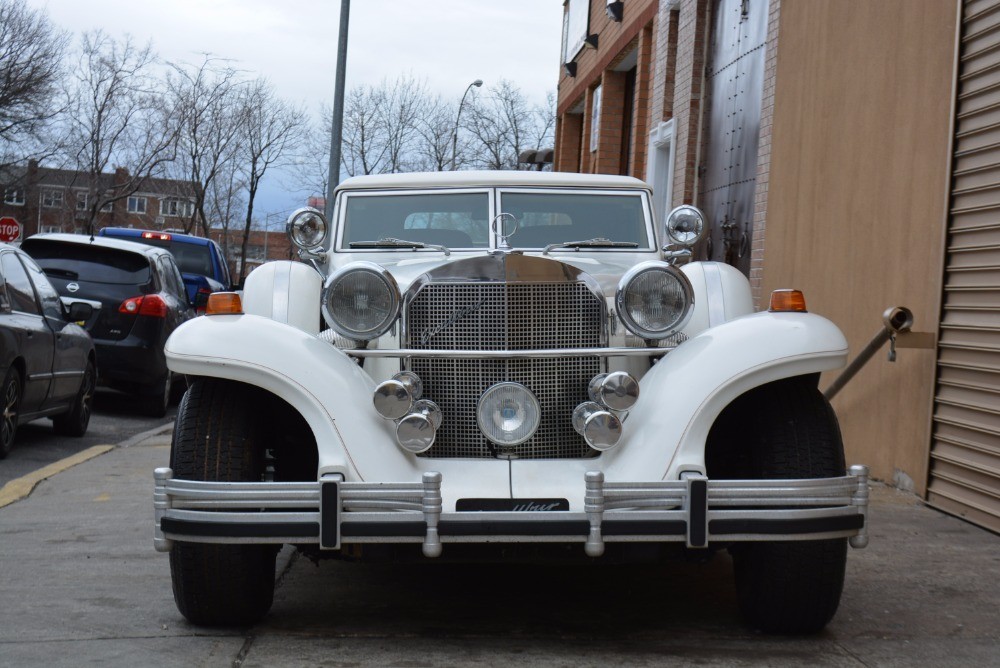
[4,188,24,206]
[590,84,602,153]
[160,198,194,217]
[39,224,61,234]
[76,192,89,211]
[127,196,147,214]
[100,198,113,212]
[42,189,63,208]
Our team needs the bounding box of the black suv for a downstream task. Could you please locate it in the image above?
[21,234,194,417]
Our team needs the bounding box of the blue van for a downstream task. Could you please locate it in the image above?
[98,228,232,311]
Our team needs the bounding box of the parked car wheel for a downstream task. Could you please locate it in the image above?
[1,368,20,459]
[709,376,847,634]
[142,374,172,418]
[52,361,95,437]
[168,378,277,626]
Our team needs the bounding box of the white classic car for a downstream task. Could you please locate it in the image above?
[153,171,869,633]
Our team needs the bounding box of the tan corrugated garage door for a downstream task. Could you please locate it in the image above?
[930,0,1000,533]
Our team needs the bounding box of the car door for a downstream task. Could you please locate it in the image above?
[20,253,89,405]
[0,251,55,414]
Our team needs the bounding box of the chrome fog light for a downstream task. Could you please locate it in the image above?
[286,207,328,250]
[573,401,623,451]
[477,382,541,446]
[373,371,422,419]
[396,413,436,453]
[588,372,639,411]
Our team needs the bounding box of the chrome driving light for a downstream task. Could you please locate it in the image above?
[395,398,442,454]
[286,207,328,250]
[615,261,694,340]
[665,204,706,247]
[477,382,541,446]
[588,372,639,411]
[373,371,423,420]
[322,261,401,341]
[572,401,623,451]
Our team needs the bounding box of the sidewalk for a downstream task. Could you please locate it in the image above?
[0,429,997,667]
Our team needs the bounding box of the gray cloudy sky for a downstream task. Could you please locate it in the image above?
[28,0,564,215]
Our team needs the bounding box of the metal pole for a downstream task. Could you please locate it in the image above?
[451,79,483,171]
[325,0,350,222]
[823,307,914,401]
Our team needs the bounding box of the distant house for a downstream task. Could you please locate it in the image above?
[0,160,200,238]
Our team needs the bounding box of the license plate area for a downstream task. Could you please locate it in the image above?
[456,498,569,512]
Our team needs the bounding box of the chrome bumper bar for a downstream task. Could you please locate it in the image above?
[153,465,870,557]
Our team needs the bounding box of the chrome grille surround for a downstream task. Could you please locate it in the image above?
[402,255,605,459]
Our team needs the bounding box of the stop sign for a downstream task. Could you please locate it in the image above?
[0,217,21,243]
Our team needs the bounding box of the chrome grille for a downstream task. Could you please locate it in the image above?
[405,282,603,459]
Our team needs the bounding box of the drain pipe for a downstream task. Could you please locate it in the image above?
[824,307,914,401]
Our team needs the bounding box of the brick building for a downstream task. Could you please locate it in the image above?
[0,160,199,240]
[556,0,1000,532]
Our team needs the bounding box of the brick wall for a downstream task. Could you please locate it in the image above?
[671,0,710,206]
[748,0,782,308]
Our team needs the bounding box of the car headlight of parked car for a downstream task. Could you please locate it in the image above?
[322,261,401,341]
[615,261,694,339]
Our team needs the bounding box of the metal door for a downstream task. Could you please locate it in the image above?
[929,0,1000,533]
[699,0,768,275]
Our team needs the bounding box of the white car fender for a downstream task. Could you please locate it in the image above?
[510,310,848,503]
[242,261,321,334]
[164,314,511,505]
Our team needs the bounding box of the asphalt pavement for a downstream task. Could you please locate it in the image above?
[0,427,997,667]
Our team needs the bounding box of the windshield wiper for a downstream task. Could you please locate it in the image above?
[542,238,639,255]
[348,237,450,256]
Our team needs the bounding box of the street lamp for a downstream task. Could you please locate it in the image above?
[451,79,483,171]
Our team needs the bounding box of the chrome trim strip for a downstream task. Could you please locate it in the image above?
[703,262,727,328]
[272,261,290,323]
[342,347,674,359]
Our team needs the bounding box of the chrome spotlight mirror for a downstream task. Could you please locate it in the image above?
[664,205,706,247]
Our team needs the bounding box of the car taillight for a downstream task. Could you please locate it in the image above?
[195,287,212,314]
[119,295,168,318]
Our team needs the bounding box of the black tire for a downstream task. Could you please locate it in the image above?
[1,368,21,459]
[708,376,847,634]
[168,378,277,626]
[141,374,171,418]
[53,361,95,437]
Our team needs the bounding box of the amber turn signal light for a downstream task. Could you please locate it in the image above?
[769,289,807,313]
[205,292,243,315]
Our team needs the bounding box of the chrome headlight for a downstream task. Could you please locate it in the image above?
[287,207,328,250]
[664,205,706,247]
[615,261,694,339]
[322,261,400,341]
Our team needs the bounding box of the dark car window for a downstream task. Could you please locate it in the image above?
[157,256,187,302]
[20,254,64,320]
[168,242,215,276]
[0,257,10,312]
[342,192,490,248]
[0,252,41,315]
[24,240,152,285]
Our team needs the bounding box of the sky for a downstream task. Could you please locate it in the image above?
[27,0,565,221]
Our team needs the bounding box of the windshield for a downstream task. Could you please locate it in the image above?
[341,192,490,249]
[498,191,651,249]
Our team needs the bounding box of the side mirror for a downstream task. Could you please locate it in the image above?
[67,302,93,322]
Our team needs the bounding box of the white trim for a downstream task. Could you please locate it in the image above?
[646,120,676,237]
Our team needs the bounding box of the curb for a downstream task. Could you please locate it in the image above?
[0,445,114,509]
[0,420,175,510]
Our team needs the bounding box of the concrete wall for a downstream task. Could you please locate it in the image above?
[759,0,959,492]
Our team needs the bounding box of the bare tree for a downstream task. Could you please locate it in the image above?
[235,78,306,281]
[340,84,387,177]
[0,0,68,167]
[167,55,245,235]
[63,31,180,232]
[207,157,245,277]
[411,95,456,172]
[465,79,555,170]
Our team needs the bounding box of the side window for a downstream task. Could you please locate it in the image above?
[20,254,64,320]
[158,257,187,303]
[0,256,10,312]
[0,253,40,315]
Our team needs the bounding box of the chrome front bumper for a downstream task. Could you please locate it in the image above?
[153,465,870,557]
